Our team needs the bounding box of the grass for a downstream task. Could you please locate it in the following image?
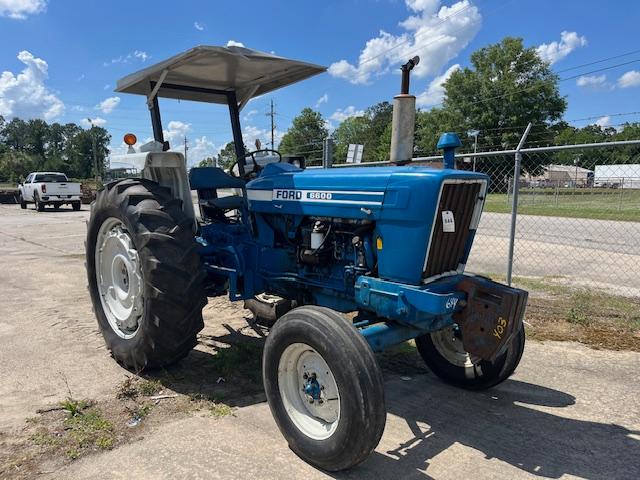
[116,377,163,399]
[484,188,640,221]
[210,342,263,383]
[29,397,116,460]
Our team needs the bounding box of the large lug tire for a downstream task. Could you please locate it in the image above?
[415,324,525,390]
[86,178,207,371]
[19,194,26,209]
[263,306,386,471]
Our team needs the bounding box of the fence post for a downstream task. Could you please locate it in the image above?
[322,138,333,169]
[506,123,532,286]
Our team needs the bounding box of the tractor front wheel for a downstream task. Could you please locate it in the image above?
[263,306,386,471]
[416,324,525,390]
[86,178,207,371]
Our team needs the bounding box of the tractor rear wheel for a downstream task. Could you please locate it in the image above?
[263,306,386,471]
[415,324,525,390]
[86,178,207,371]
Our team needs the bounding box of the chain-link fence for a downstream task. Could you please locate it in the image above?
[466,143,640,297]
[317,136,640,297]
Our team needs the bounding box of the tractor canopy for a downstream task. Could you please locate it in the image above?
[115,45,327,107]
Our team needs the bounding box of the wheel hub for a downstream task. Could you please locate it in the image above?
[95,218,143,339]
[431,325,482,368]
[278,343,340,440]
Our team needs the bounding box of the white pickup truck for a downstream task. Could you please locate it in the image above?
[18,172,82,212]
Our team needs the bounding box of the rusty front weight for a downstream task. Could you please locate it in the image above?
[454,277,528,362]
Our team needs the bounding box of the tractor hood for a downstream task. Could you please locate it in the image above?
[246,163,488,284]
[246,163,486,222]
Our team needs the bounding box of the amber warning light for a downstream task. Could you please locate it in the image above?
[124,133,137,146]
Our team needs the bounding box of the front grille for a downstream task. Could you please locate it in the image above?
[423,181,484,280]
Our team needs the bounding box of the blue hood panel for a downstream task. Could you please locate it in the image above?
[246,163,488,284]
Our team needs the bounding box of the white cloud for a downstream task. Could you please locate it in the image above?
[0,50,64,121]
[328,0,481,85]
[194,21,204,31]
[242,109,258,122]
[330,106,365,122]
[96,96,120,114]
[536,31,587,65]
[103,84,110,90]
[242,124,284,148]
[81,117,107,128]
[576,74,607,88]
[595,115,610,127]
[315,93,329,108]
[163,120,191,147]
[226,40,245,48]
[104,50,151,66]
[617,70,640,88]
[416,63,459,106]
[0,0,46,19]
[187,135,217,166]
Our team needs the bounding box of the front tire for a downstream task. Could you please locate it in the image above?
[263,306,386,471]
[416,324,525,390]
[86,178,207,371]
[19,194,26,209]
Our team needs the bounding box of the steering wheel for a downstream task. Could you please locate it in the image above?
[230,149,282,180]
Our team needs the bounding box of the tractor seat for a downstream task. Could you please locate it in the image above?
[204,195,244,211]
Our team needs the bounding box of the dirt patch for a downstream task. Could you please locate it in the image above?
[514,277,640,351]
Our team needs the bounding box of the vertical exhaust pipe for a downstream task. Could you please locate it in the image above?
[390,56,420,165]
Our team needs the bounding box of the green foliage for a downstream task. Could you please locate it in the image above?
[443,37,566,150]
[0,117,111,182]
[216,141,248,170]
[278,108,328,159]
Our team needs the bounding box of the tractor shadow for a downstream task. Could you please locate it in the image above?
[335,350,640,480]
[143,322,268,408]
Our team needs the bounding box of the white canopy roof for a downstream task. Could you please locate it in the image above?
[115,45,326,106]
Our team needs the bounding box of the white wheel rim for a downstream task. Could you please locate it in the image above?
[95,217,144,339]
[431,326,482,368]
[278,343,340,440]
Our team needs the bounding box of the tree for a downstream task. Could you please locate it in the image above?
[216,141,248,170]
[0,117,111,181]
[331,116,369,163]
[360,102,393,161]
[442,37,566,150]
[278,108,328,160]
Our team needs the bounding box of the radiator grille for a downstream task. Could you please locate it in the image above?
[423,181,483,280]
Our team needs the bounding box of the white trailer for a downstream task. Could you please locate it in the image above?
[594,164,640,188]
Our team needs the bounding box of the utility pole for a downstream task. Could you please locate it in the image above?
[87,118,99,182]
[267,99,275,149]
[184,136,188,164]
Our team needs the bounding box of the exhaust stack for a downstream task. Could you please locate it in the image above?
[389,56,419,165]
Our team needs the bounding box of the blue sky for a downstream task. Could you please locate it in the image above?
[1,0,639,164]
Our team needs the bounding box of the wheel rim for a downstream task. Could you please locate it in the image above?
[430,326,482,368]
[278,343,340,440]
[95,217,144,339]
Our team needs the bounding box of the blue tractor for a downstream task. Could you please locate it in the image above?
[87,45,527,471]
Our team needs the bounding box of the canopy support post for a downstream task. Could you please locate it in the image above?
[228,91,246,175]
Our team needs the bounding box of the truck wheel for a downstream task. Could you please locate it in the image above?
[19,194,26,209]
[72,201,81,211]
[34,194,44,212]
[86,178,207,371]
[263,306,386,471]
[415,324,525,390]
